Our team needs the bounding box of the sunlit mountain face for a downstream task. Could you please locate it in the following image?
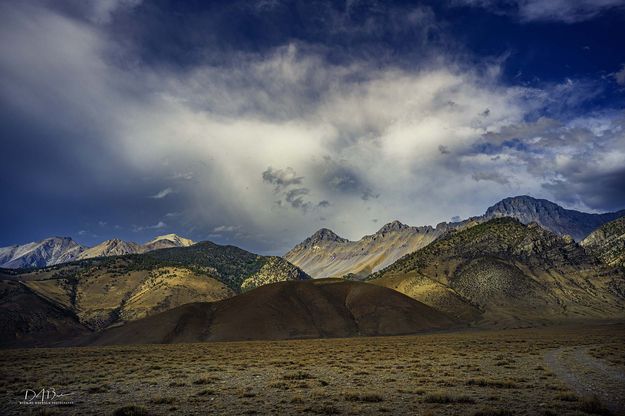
[1,0,624,256]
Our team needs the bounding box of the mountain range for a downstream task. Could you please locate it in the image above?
[0,237,85,269]
[0,240,311,347]
[286,195,625,279]
[0,233,194,269]
[3,196,621,274]
[1,195,624,348]
[367,217,625,326]
[285,222,451,280]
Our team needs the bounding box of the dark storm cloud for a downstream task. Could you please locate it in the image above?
[472,171,510,185]
[543,168,625,212]
[319,156,378,201]
[464,113,625,212]
[261,165,345,214]
[262,167,303,191]
[360,189,380,201]
[285,188,311,210]
[262,167,321,213]
[99,0,445,69]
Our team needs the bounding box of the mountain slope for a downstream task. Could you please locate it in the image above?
[143,241,311,291]
[483,196,625,241]
[0,237,86,269]
[76,239,144,260]
[143,234,194,251]
[368,218,625,326]
[581,216,625,269]
[241,256,311,291]
[0,280,90,348]
[18,259,235,330]
[76,233,195,261]
[86,279,457,346]
[285,222,454,279]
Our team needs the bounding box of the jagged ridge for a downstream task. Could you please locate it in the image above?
[285,195,625,279]
[581,216,625,269]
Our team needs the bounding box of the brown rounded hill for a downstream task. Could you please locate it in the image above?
[86,279,456,345]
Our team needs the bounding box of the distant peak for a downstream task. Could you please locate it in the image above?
[90,239,136,249]
[308,228,348,244]
[494,195,555,207]
[376,220,409,234]
[147,234,194,246]
[486,195,560,215]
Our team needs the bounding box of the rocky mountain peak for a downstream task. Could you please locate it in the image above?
[376,220,410,234]
[485,195,559,217]
[483,195,625,241]
[308,228,349,244]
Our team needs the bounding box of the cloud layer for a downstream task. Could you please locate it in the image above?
[1,1,624,253]
[453,0,625,23]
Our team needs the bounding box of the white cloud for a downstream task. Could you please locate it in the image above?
[453,0,625,23]
[149,188,173,199]
[213,225,242,233]
[133,221,167,232]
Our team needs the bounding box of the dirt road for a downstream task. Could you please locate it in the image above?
[545,346,625,414]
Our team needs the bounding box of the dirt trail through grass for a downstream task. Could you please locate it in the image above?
[545,345,625,414]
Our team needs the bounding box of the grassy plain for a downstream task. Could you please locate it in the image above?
[1,323,623,416]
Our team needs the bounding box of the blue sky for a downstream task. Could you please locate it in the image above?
[1,0,625,253]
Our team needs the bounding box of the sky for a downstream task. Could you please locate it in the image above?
[1,0,625,254]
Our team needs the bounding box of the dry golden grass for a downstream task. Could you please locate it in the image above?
[588,343,625,369]
[1,323,623,415]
